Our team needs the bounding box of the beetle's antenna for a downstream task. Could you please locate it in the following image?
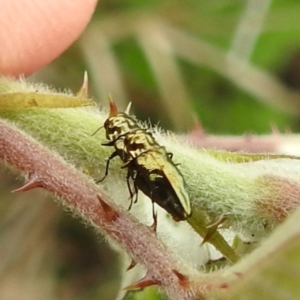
[91,125,104,136]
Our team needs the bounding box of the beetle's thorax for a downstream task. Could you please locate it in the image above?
[124,129,158,158]
[104,113,137,141]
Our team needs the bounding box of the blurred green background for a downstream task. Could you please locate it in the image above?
[32,0,300,134]
[2,0,300,299]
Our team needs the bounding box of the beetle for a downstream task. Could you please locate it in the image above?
[96,99,191,221]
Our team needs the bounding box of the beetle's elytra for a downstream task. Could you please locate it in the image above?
[96,99,191,221]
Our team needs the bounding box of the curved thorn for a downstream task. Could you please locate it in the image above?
[191,113,204,135]
[126,259,137,271]
[108,94,118,117]
[125,102,132,115]
[124,272,159,290]
[172,269,189,287]
[12,177,44,193]
[97,195,119,221]
[76,71,89,98]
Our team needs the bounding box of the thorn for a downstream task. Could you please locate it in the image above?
[201,229,215,246]
[244,133,252,143]
[97,195,119,221]
[124,271,159,290]
[125,102,132,115]
[206,214,228,229]
[12,176,44,193]
[201,214,228,246]
[285,126,292,134]
[234,272,242,278]
[172,269,189,287]
[191,114,204,136]
[126,259,137,271]
[219,283,228,289]
[108,94,118,117]
[76,71,89,98]
[270,123,280,135]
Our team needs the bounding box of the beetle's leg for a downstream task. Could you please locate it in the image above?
[122,158,134,169]
[131,172,139,204]
[96,150,118,183]
[134,185,139,204]
[126,172,139,211]
[101,140,115,146]
[126,170,134,210]
[151,201,157,232]
[148,189,157,231]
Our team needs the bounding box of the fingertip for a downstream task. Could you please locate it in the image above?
[0,0,97,77]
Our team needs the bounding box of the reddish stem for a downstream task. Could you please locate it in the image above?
[0,120,204,300]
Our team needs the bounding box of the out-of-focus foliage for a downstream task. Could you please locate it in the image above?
[32,0,300,134]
